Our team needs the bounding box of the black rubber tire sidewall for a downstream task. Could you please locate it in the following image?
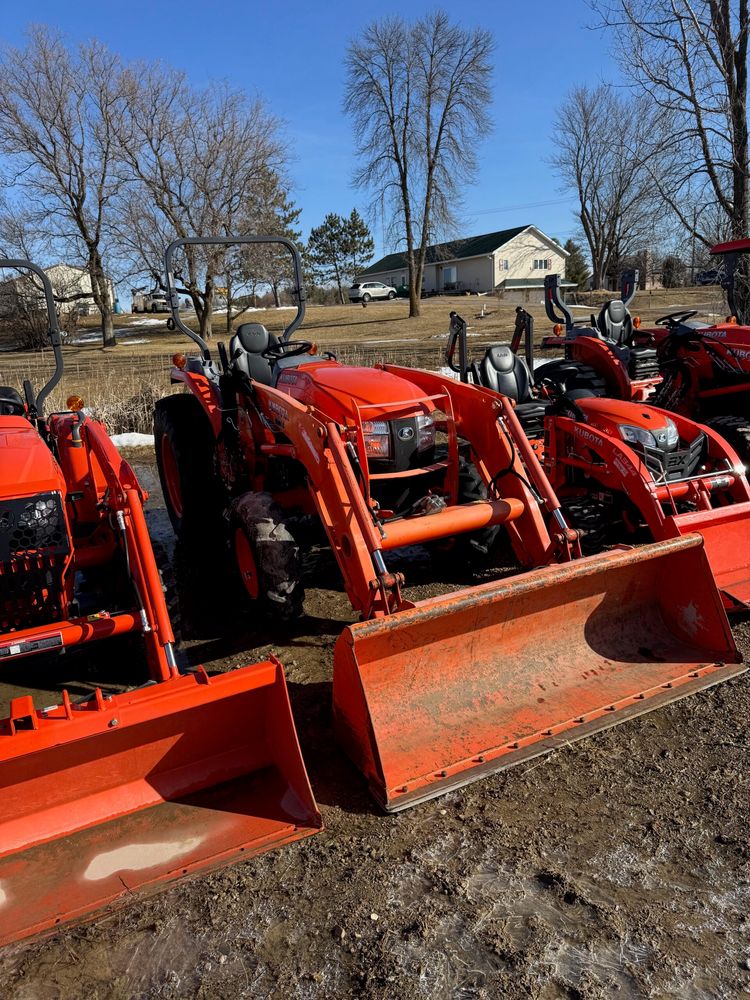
[153,393,224,543]
[704,415,750,467]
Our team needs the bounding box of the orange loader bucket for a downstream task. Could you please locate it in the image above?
[667,502,750,611]
[333,534,743,812]
[0,659,321,946]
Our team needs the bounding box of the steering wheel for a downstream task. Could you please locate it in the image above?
[262,340,313,360]
[654,310,698,328]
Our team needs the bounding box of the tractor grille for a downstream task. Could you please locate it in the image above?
[0,492,70,631]
[641,433,706,483]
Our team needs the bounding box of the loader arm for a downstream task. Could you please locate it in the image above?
[382,366,574,565]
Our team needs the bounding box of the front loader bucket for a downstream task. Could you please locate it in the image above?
[668,502,750,611]
[333,534,742,812]
[0,659,321,946]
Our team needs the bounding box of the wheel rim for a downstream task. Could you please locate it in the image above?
[160,436,183,519]
[234,528,259,599]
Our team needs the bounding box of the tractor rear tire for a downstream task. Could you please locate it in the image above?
[231,492,305,621]
[704,415,750,467]
[154,393,224,544]
[534,360,607,397]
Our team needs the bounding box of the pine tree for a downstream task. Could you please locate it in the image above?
[343,209,374,277]
[564,239,591,290]
[307,210,374,303]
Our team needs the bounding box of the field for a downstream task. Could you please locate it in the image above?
[0,287,749,999]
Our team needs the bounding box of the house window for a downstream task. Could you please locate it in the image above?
[533,259,551,270]
[500,259,509,270]
[443,265,457,285]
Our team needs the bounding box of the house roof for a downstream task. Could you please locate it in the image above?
[361,225,566,275]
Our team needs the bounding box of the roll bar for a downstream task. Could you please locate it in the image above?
[619,269,639,308]
[0,258,63,416]
[163,236,307,360]
[543,274,574,330]
[709,239,750,321]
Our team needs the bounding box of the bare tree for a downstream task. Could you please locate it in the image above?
[115,66,287,340]
[593,0,750,310]
[551,84,665,288]
[0,28,123,347]
[345,11,493,317]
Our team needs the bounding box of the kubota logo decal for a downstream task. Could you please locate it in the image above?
[267,400,290,427]
[574,426,604,447]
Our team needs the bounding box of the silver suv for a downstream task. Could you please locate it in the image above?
[348,280,397,303]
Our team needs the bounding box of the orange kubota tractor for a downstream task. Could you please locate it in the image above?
[0,259,320,947]
[538,252,750,467]
[536,270,662,401]
[155,235,742,814]
[447,310,750,612]
[642,238,750,465]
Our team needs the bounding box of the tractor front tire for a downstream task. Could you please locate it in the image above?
[154,393,224,543]
[704,415,750,467]
[231,492,305,621]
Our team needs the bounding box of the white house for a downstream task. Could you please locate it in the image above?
[358,225,570,302]
[44,263,114,315]
[0,263,115,318]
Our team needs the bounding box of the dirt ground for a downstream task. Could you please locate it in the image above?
[0,453,749,999]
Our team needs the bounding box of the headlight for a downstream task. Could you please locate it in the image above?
[618,424,657,448]
[362,420,391,459]
[417,413,435,452]
[664,417,680,449]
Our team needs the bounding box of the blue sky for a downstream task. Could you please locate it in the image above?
[1,1,620,258]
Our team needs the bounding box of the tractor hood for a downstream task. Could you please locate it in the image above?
[0,417,64,497]
[277,361,433,423]
[577,397,673,434]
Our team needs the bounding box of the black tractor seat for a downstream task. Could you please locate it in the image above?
[596,299,633,345]
[229,322,317,387]
[475,345,552,437]
[0,385,24,417]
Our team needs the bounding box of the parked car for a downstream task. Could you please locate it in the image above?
[131,287,171,313]
[348,280,397,303]
[695,267,724,286]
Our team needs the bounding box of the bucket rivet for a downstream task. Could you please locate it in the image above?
[108,718,119,728]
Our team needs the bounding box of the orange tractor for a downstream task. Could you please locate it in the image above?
[644,238,750,464]
[0,259,320,946]
[155,236,742,814]
[538,247,750,465]
[536,271,662,401]
[447,310,750,612]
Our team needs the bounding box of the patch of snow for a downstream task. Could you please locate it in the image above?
[68,331,103,344]
[120,338,150,345]
[111,432,155,449]
[130,318,166,327]
[241,305,296,312]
